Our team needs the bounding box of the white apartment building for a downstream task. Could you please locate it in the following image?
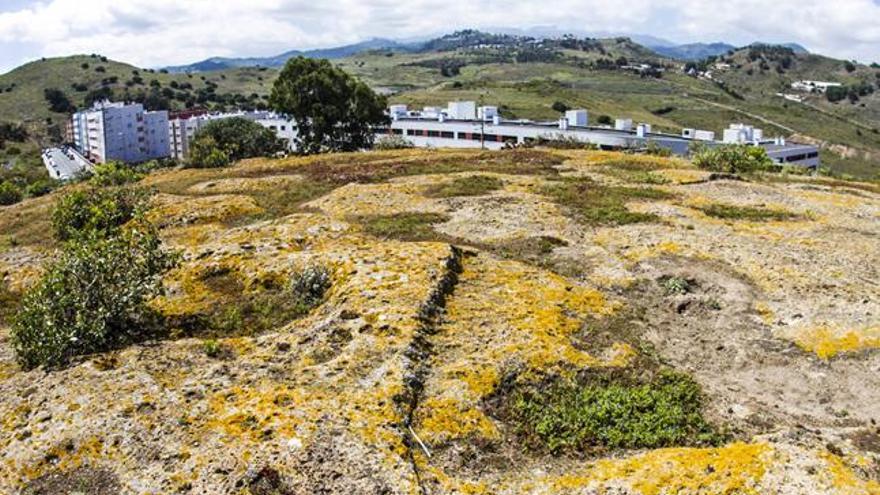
[168,110,297,160]
[71,101,170,164]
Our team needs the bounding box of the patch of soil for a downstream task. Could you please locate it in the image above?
[616,256,880,435]
[21,467,121,495]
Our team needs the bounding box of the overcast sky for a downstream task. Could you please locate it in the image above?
[1,0,879,73]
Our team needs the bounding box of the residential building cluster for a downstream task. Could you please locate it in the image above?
[47,100,297,178]
[69,100,170,164]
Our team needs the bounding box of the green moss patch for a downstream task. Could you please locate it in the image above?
[542,178,674,226]
[355,212,451,242]
[699,203,797,221]
[175,264,331,338]
[506,370,725,454]
[424,175,505,198]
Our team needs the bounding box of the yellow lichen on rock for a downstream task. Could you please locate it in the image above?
[787,325,880,359]
[149,193,264,227]
[818,450,880,494]
[550,442,771,495]
[415,253,620,447]
[186,175,304,195]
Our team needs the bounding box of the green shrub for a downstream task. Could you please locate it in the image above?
[24,179,56,198]
[90,161,144,186]
[693,145,775,174]
[661,276,692,295]
[51,187,150,241]
[202,339,232,359]
[510,370,724,454]
[644,140,672,157]
[0,181,23,205]
[187,135,231,168]
[11,223,178,369]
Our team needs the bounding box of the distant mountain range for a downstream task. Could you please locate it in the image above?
[164,38,409,73]
[650,42,809,61]
[163,31,811,73]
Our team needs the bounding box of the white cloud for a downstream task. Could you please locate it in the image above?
[0,0,878,72]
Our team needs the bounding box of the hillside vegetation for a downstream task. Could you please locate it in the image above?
[0,148,878,493]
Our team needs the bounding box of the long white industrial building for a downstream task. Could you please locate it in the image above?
[380,102,820,168]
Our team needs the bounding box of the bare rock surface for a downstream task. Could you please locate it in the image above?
[0,149,878,494]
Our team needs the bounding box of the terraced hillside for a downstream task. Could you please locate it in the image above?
[1,149,878,494]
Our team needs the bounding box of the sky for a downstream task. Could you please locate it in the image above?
[0,0,879,73]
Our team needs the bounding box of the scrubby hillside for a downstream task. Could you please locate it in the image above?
[1,148,878,494]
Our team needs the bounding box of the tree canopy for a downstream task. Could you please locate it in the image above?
[269,57,389,154]
[188,117,286,168]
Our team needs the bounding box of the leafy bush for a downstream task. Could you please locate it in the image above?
[24,179,56,198]
[11,222,178,369]
[374,135,415,150]
[692,145,775,174]
[51,187,150,241]
[644,140,672,157]
[90,161,145,186]
[510,370,724,453]
[0,181,23,205]
[186,118,284,168]
[551,101,570,113]
[525,135,596,150]
[661,276,692,295]
[596,115,613,126]
[187,136,231,168]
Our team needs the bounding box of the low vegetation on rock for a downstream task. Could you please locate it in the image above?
[356,212,450,241]
[699,203,797,221]
[543,177,674,226]
[508,370,725,453]
[424,175,505,198]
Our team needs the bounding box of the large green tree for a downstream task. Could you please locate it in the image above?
[269,57,389,154]
[188,117,285,168]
